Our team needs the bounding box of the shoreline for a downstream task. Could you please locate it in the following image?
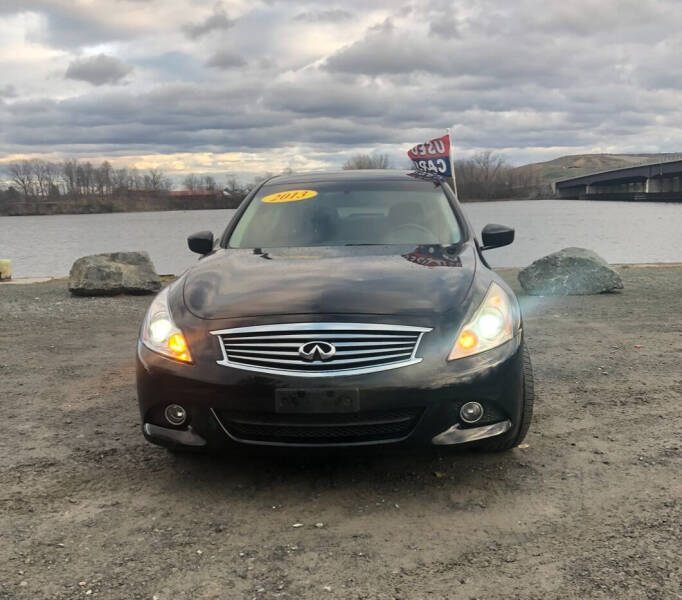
[3,261,682,285]
[0,193,242,217]
[0,197,543,217]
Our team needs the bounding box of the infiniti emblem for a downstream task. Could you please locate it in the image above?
[298,341,336,362]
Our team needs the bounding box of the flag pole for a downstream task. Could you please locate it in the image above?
[446,127,459,202]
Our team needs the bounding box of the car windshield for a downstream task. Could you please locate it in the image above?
[228,178,463,248]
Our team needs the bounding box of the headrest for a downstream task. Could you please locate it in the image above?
[388,202,424,224]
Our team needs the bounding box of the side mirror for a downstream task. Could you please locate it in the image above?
[481,224,514,250]
[187,231,214,255]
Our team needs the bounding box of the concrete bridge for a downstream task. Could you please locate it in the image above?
[554,159,682,201]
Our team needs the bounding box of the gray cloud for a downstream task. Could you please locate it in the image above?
[325,20,439,76]
[3,0,682,174]
[293,9,353,22]
[65,54,133,86]
[205,50,247,70]
[183,5,235,39]
[4,69,663,160]
[429,14,459,39]
[1,1,140,48]
[323,15,626,88]
[0,85,18,99]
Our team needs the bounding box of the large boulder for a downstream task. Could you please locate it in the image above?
[518,247,623,296]
[69,251,161,296]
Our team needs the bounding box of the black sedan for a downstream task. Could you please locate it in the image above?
[137,170,533,452]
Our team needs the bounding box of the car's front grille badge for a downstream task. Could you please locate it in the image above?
[210,322,431,377]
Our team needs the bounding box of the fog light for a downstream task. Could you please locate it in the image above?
[460,401,484,424]
[165,404,187,426]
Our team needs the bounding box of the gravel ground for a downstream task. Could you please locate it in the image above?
[1,266,680,600]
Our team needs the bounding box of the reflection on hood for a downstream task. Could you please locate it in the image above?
[402,245,462,268]
[183,244,476,319]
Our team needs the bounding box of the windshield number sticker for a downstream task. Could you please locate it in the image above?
[262,190,318,203]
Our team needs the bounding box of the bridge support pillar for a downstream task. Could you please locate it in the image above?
[646,177,662,193]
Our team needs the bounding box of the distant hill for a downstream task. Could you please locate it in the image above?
[514,153,682,190]
[455,152,682,201]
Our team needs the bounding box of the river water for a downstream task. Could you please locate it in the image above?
[1,200,681,278]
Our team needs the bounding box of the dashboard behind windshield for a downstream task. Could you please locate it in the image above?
[228,180,463,248]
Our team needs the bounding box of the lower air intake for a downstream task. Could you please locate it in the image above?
[213,407,424,445]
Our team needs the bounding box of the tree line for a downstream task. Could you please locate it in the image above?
[2,151,544,206]
[342,153,391,170]
[4,159,176,199]
[0,158,259,203]
[341,151,543,199]
[453,151,542,200]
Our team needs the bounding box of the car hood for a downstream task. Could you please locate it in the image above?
[183,244,477,320]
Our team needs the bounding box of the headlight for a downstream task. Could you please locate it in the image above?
[448,282,517,360]
[141,286,192,363]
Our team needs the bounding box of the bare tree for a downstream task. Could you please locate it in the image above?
[472,151,505,198]
[128,167,142,190]
[76,162,96,195]
[181,174,217,192]
[95,161,112,197]
[342,153,391,170]
[62,160,78,197]
[182,174,200,191]
[112,167,131,194]
[33,160,48,197]
[46,162,61,197]
[202,175,217,191]
[450,151,544,200]
[8,159,64,199]
[223,176,246,199]
[145,168,171,192]
[8,161,35,198]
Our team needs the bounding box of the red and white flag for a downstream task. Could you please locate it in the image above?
[407,133,453,177]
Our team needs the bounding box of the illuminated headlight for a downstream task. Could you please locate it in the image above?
[449,282,518,360]
[141,286,192,363]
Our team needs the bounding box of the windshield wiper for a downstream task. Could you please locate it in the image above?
[444,242,462,253]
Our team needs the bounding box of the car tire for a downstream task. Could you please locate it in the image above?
[476,343,534,452]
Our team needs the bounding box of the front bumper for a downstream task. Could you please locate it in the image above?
[143,417,513,448]
[136,333,524,450]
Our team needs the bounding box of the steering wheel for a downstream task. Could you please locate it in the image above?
[389,223,436,242]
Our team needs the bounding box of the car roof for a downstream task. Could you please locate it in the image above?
[262,169,443,186]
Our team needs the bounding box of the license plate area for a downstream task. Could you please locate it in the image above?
[275,389,360,414]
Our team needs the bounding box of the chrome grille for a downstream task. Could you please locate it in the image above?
[210,323,432,377]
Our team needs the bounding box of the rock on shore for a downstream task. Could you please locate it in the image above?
[519,247,623,295]
[68,251,161,296]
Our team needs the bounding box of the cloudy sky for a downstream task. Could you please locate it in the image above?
[2,0,682,181]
